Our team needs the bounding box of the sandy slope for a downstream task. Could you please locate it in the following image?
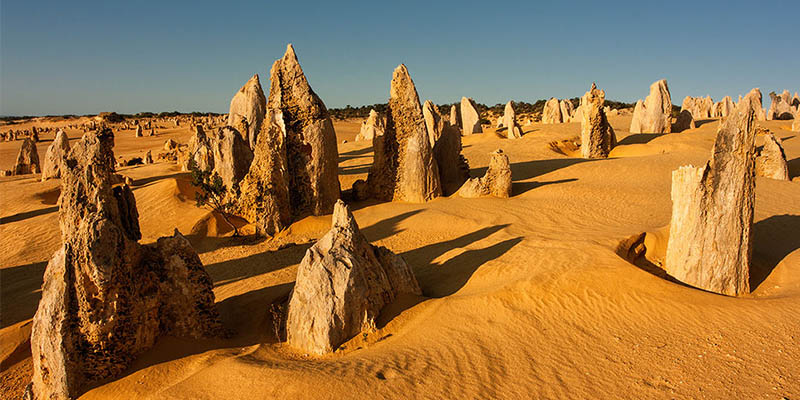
[1,116,799,399]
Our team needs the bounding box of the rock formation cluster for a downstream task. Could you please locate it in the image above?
[286,200,421,355]
[665,89,759,296]
[26,128,222,400]
[767,90,796,120]
[629,80,672,134]
[237,44,340,236]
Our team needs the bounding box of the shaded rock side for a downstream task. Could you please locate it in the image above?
[286,200,422,355]
[664,90,758,296]
[673,110,696,132]
[458,149,512,198]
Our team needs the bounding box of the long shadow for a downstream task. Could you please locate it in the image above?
[0,206,57,225]
[338,146,374,163]
[513,178,577,196]
[694,119,717,128]
[780,135,795,142]
[204,242,312,288]
[787,157,800,179]
[751,214,800,290]
[339,163,371,176]
[0,261,47,329]
[617,133,664,146]
[402,225,512,294]
[360,209,423,242]
[130,171,188,188]
[510,158,594,181]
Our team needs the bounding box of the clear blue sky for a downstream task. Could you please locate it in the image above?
[1,0,798,116]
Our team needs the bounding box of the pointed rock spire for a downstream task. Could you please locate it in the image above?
[228,74,266,149]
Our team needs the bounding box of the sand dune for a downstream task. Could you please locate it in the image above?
[1,115,799,398]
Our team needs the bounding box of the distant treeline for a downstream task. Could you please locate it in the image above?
[1,111,224,124]
[329,99,637,120]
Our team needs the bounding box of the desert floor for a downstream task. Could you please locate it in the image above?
[1,115,799,399]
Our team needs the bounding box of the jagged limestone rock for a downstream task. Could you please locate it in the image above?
[286,200,421,355]
[423,100,443,147]
[559,99,575,123]
[41,130,70,181]
[458,149,512,198]
[228,74,266,149]
[364,64,442,203]
[542,97,563,124]
[13,137,41,175]
[629,79,672,134]
[664,89,759,296]
[460,97,482,134]
[356,109,384,141]
[27,128,222,400]
[211,126,254,189]
[756,133,790,180]
[580,84,616,158]
[767,90,795,120]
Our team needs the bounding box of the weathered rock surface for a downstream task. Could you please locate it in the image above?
[364,64,442,203]
[13,137,41,175]
[756,133,790,180]
[434,121,470,196]
[629,79,672,134]
[27,128,222,400]
[356,109,384,141]
[228,74,267,149]
[187,124,214,171]
[144,150,153,164]
[715,96,735,118]
[286,200,421,355]
[135,125,143,137]
[503,101,522,139]
[40,130,70,181]
[237,44,340,236]
[580,84,616,158]
[212,126,254,188]
[673,110,696,132]
[664,89,758,296]
[542,97,563,124]
[681,96,714,120]
[458,149,512,198]
[460,97,482,134]
[740,88,766,121]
